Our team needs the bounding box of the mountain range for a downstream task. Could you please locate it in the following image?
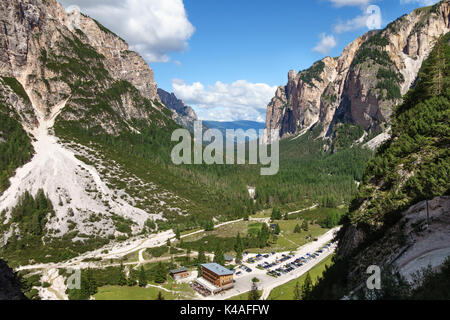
[0,0,448,301]
[263,1,449,149]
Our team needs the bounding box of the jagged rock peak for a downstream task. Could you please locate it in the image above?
[264,0,450,142]
[157,88,198,131]
[0,0,160,124]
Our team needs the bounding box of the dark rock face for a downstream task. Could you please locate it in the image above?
[157,88,198,131]
[0,260,26,300]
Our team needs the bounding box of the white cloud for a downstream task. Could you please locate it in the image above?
[313,33,338,54]
[400,0,440,6]
[172,79,277,122]
[59,0,195,63]
[329,0,372,7]
[334,4,382,33]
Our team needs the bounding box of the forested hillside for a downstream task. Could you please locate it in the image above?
[0,78,34,195]
[307,32,450,300]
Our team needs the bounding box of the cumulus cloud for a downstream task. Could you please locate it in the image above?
[400,0,440,6]
[172,79,277,122]
[59,0,195,62]
[334,4,382,33]
[313,33,338,54]
[329,0,372,7]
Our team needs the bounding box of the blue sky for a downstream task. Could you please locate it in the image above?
[60,0,441,121]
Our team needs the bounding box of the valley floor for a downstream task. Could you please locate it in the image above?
[14,214,338,300]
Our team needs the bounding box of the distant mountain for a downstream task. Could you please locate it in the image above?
[203,120,266,141]
[157,88,198,131]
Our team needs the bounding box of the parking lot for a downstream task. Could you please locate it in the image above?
[204,227,339,300]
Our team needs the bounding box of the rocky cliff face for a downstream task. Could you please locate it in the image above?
[0,0,162,130]
[264,1,450,142]
[0,0,187,265]
[340,196,450,291]
[333,29,450,295]
[158,88,198,131]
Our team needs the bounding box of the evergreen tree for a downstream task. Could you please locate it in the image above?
[294,224,301,234]
[187,247,191,262]
[157,291,165,300]
[197,264,202,277]
[118,263,127,286]
[271,207,281,221]
[302,220,309,232]
[234,233,243,263]
[138,266,147,287]
[248,282,261,300]
[274,224,281,235]
[302,272,313,299]
[214,243,225,266]
[175,228,181,240]
[154,262,167,284]
[293,281,302,300]
[127,270,137,286]
[257,223,270,248]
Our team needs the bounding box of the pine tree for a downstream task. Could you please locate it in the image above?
[138,266,147,287]
[257,223,270,248]
[118,263,127,286]
[214,243,225,266]
[302,220,309,232]
[154,262,167,284]
[293,281,302,300]
[197,264,202,277]
[294,224,301,234]
[248,282,261,300]
[271,207,281,221]
[157,291,165,300]
[235,233,243,263]
[175,228,181,240]
[197,246,206,264]
[274,224,281,235]
[302,272,313,299]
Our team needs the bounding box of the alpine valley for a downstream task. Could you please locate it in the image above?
[0,0,448,301]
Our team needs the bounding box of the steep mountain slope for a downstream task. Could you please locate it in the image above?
[0,0,202,266]
[157,88,198,131]
[264,1,449,144]
[308,32,450,299]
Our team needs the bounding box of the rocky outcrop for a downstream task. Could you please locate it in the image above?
[0,0,184,260]
[0,77,38,129]
[264,58,338,141]
[0,0,162,128]
[264,1,450,142]
[64,7,159,103]
[0,259,26,300]
[158,88,198,131]
[339,196,450,289]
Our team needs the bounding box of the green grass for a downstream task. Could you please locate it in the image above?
[94,279,196,300]
[182,220,255,242]
[94,285,176,300]
[227,290,263,301]
[268,254,335,300]
[289,207,346,222]
[249,220,329,253]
